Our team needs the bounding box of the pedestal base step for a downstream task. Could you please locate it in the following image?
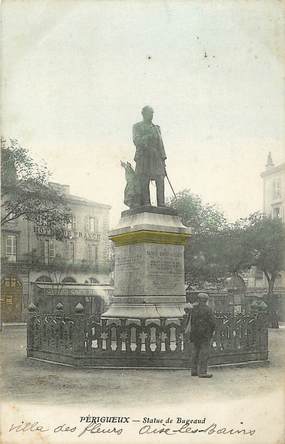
[101,303,185,319]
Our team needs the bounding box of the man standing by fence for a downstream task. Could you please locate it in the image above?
[187,292,216,378]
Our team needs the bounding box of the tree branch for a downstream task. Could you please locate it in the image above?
[263,269,270,284]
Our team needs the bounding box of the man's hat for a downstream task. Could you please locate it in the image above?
[197,292,209,301]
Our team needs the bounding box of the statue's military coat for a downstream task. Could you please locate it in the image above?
[132,121,167,180]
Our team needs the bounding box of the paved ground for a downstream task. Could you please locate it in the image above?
[1,324,284,407]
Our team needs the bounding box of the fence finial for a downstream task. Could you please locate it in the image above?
[28,303,37,312]
[75,302,84,313]
[56,302,64,311]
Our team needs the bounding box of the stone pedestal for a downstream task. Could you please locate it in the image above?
[102,206,191,322]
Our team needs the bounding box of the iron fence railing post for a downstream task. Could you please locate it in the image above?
[27,303,38,357]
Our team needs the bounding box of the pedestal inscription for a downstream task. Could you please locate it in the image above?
[115,245,145,295]
[146,246,183,291]
[114,243,185,296]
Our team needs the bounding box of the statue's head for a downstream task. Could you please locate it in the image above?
[142,106,154,123]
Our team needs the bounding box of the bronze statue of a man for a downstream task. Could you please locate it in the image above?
[133,106,166,207]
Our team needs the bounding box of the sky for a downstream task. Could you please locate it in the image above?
[2,0,284,226]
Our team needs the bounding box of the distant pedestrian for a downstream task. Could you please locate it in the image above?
[188,292,216,378]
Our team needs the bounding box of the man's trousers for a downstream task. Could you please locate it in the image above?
[191,340,210,376]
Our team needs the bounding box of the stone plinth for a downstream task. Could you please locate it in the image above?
[102,207,191,320]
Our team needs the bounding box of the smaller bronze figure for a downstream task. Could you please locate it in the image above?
[132,106,167,207]
[121,161,141,209]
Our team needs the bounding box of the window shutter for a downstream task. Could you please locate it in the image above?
[6,236,12,255]
[49,240,55,259]
[85,216,89,231]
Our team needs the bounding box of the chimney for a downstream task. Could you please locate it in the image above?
[265,152,274,169]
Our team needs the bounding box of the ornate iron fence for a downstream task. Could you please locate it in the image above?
[27,305,268,369]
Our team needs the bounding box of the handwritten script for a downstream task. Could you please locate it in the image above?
[8,419,256,438]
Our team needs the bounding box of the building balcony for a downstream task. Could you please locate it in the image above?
[1,255,110,274]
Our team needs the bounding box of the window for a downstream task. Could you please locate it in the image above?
[49,240,55,259]
[42,239,55,264]
[61,276,77,283]
[89,217,98,233]
[35,275,52,283]
[6,235,17,262]
[272,179,281,200]
[66,215,76,231]
[6,211,17,224]
[88,244,97,264]
[273,207,281,219]
[67,242,75,263]
[89,217,95,233]
[43,241,49,264]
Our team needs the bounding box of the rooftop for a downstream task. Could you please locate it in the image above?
[49,181,111,209]
[261,162,285,178]
[67,193,111,209]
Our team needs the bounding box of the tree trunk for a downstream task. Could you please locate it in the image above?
[265,275,279,329]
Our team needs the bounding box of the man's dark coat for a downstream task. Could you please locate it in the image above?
[190,304,216,344]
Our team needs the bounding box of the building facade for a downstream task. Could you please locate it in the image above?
[248,153,285,289]
[1,182,111,322]
[261,153,285,222]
